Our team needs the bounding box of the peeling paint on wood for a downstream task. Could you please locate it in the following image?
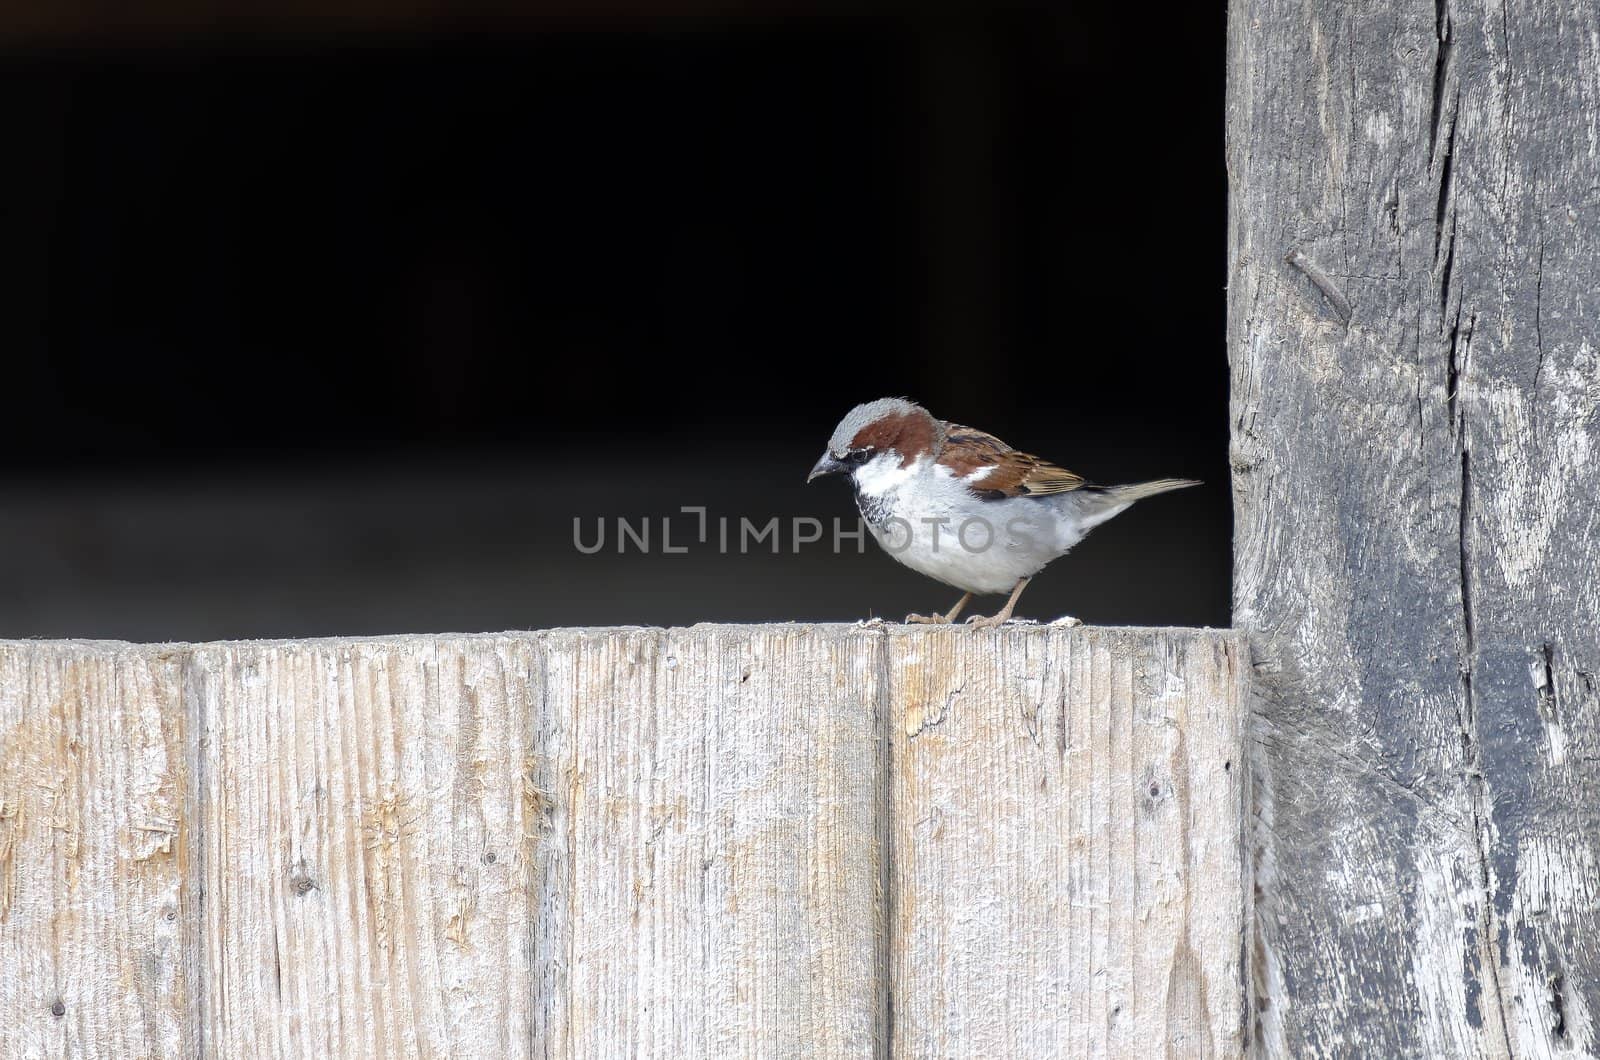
[0,625,1245,1057]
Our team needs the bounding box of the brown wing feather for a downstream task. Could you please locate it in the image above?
[939,422,1087,498]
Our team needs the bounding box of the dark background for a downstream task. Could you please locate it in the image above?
[0,3,1229,641]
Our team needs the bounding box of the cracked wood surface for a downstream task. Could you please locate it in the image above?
[0,625,1246,1058]
[1229,0,1600,1055]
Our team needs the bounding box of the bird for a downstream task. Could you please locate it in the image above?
[806,397,1199,627]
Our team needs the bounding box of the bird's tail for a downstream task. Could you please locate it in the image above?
[1090,477,1202,505]
[1067,478,1200,531]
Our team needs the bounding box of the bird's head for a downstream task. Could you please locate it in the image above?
[807,397,941,483]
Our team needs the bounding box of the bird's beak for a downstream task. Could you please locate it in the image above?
[807,452,846,483]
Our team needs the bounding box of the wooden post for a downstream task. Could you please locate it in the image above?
[1229,0,1600,1054]
[0,625,1246,1057]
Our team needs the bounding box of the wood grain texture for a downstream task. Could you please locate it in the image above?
[0,643,194,1059]
[192,636,542,1058]
[886,626,1246,1059]
[544,625,885,1058]
[1228,0,1600,1055]
[0,624,1246,1057]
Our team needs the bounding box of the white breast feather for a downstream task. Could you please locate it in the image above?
[850,456,1086,595]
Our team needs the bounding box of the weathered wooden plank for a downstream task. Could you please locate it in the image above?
[543,625,886,1058]
[1,625,1249,1054]
[887,626,1247,1058]
[1228,0,1600,1054]
[191,636,541,1058]
[0,642,195,1059]
[1446,7,1600,1056]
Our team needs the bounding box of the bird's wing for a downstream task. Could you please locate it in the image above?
[939,422,1088,497]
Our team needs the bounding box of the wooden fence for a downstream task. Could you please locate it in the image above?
[0,624,1245,1058]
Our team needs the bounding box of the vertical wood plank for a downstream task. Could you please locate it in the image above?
[545,624,885,1058]
[192,635,540,1058]
[1228,0,1600,1053]
[0,643,195,1058]
[887,626,1246,1058]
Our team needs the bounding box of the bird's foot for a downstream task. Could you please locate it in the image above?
[964,612,1013,629]
[905,612,952,625]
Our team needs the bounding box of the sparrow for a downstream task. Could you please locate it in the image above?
[806,397,1199,627]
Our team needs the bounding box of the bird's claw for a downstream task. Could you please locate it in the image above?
[904,613,951,625]
[964,613,1010,629]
